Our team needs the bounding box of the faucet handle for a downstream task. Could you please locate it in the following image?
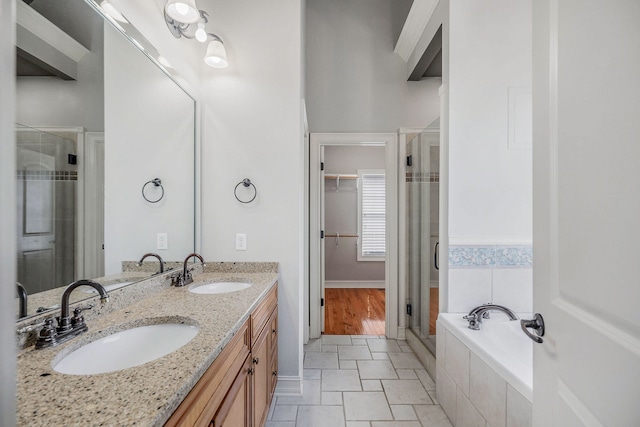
[72,304,95,327]
[35,318,58,349]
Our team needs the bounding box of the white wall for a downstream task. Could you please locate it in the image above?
[198,0,304,385]
[0,0,17,423]
[447,0,532,313]
[448,0,532,241]
[324,145,385,282]
[306,0,441,133]
[103,24,195,273]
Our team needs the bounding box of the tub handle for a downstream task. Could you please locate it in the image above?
[521,313,545,343]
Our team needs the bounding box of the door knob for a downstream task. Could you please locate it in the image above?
[520,313,545,343]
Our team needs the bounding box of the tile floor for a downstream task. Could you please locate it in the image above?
[266,335,453,427]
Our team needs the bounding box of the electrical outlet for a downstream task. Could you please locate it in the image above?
[236,234,247,251]
[157,233,168,250]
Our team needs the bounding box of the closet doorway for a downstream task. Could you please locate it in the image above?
[309,133,398,339]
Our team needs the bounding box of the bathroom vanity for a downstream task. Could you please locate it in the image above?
[166,283,278,427]
[15,263,279,427]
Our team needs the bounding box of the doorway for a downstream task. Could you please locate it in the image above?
[309,133,398,339]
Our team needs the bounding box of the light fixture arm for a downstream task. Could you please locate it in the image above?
[164,9,209,39]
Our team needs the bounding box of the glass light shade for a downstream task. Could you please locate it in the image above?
[204,39,228,68]
[165,0,200,24]
[101,0,128,23]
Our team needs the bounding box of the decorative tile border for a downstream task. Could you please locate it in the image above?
[406,172,439,183]
[449,245,532,268]
[17,170,77,181]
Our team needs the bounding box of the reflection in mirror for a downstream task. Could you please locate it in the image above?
[15,0,195,319]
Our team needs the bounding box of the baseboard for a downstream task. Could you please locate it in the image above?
[324,280,385,289]
[274,375,302,397]
[405,328,437,380]
[396,326,406,340]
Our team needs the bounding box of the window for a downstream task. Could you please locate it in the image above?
[358,169,385,261]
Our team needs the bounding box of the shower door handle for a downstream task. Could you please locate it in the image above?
[434,242,439,270]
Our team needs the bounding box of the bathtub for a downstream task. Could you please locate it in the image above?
[437,313,533,426]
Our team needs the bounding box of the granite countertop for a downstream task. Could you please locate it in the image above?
[16,267,278,426]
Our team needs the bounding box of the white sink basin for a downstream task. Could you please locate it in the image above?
[53,323,199,375]
[188,281,252,294]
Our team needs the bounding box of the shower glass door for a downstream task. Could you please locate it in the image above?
[406,121,439,351]
[16,124,77,295]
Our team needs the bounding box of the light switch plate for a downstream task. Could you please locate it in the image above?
[236,233,247,251]
[157,233,168,250]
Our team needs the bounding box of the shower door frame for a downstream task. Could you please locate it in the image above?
[398,127,440,347]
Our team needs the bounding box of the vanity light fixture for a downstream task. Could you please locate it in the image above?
[100,0,128,23]
[164,0,229,68]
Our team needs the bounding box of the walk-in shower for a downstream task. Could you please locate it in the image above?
[405,119,439,353]
[16,124,78,295]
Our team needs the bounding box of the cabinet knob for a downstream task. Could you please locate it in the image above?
[272,371,277,377]
[248,367,254,375]
[272,329,277,334]
[253,357,260,365]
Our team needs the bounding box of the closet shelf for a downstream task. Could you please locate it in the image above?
[324,174,359,191]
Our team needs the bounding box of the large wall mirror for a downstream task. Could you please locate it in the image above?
[15,0,196,319]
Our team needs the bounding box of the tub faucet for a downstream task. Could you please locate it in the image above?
[35,279,109,349]
[138,252,165,274]
[16,282,27,319]
[174,253,205,287]
[463,303,518,330]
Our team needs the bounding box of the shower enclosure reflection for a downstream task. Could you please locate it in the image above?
[405,119,440,353]
[16,125,82,296]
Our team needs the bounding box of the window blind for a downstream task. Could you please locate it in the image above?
[360,172,385,258]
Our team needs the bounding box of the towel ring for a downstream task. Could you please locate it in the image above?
[234,178,257,204]
[142,178,164,203]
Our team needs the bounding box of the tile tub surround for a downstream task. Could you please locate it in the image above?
[16,267,279,426]
[435,314,532,427]
[448,245,533,314]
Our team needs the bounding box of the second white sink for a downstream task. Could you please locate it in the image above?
[188,281,252,294]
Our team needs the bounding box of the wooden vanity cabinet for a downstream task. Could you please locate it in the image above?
[165,284,278,427]
[210,356,251,427]
[251,285,278,427]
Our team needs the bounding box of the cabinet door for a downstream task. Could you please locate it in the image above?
[211,356,251,427]
[252,325,270,427]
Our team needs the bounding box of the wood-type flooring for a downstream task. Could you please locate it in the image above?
[324,288,385,335]
[323,287,440,337]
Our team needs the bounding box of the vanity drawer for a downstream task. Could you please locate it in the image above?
[250,284,277,345]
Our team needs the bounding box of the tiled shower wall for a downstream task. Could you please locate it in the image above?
[448,245,532,313]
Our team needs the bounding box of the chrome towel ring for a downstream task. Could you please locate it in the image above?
[234,178,257,204]
[142,178,164,203]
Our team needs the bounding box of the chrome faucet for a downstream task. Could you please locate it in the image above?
[17,282,27,319]
[463,303,518,330]
[174,253,205,287]
[35,279,109,349]
[138,252,165,274]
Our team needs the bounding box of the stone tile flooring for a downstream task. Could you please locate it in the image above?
[266,335,453,427]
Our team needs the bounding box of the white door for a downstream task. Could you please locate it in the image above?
[532,1,640,425]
